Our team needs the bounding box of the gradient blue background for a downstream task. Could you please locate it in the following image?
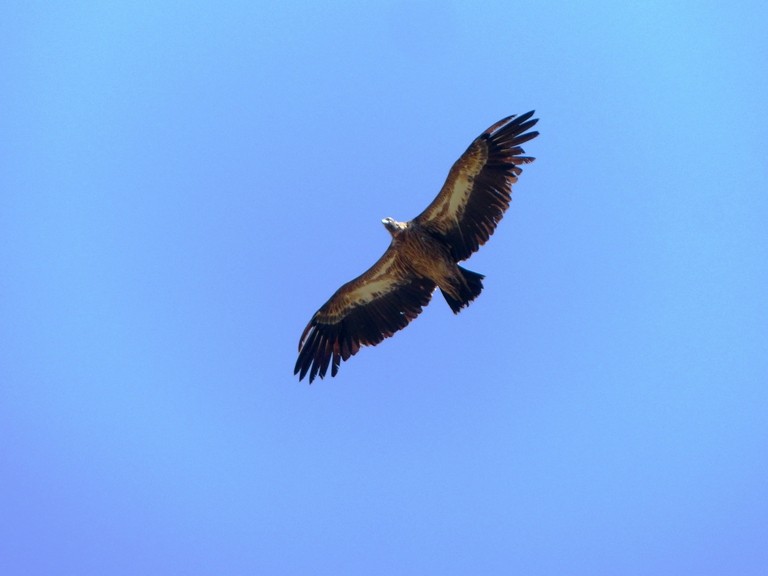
[2,1,767,574]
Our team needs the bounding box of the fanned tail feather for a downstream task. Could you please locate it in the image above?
[441,266,484,314]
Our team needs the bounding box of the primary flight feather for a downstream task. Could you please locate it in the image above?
[295,111,539,382]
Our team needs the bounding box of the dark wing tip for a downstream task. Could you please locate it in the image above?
[517,109,536,123]
[484,110,537,137]
[482,114,516,136]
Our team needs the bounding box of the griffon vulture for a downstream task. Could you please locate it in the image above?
[295,111,539,382]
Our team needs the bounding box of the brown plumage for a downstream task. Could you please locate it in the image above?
[295,111,539,382]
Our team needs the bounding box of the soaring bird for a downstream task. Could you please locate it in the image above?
[295,111,539,382]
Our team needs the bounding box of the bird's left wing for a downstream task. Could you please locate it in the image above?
[414,111,539,261]
[295,246,436,383]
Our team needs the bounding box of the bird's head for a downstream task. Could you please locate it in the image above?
[382,217,407,237]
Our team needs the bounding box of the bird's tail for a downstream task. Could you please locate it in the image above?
[441,266,485,314]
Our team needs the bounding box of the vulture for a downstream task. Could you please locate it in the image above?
[295,111,539,382]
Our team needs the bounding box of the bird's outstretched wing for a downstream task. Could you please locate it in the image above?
[414,111,539,261]
[295,247,435,383]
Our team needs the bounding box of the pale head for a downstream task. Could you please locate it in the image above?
[382,217,407,238]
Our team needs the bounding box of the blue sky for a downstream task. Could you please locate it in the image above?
[2,1,767,574]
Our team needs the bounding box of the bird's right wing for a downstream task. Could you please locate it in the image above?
[295,246,436,383]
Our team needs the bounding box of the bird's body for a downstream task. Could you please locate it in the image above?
[381,218,484,311]
[295,112,539,382]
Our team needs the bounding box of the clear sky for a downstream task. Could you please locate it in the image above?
[2,1,767,574]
